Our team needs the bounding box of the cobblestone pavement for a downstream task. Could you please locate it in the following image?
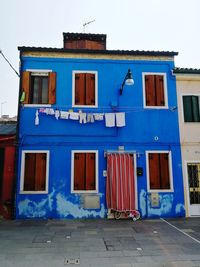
[0,218,200,267]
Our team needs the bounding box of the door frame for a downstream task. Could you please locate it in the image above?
[185,160,200,217]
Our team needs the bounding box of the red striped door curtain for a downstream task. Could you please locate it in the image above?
[106,153,136,212]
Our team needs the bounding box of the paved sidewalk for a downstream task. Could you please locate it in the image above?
[0,218,200,267]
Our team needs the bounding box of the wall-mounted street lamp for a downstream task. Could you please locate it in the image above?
[119,68,134,95]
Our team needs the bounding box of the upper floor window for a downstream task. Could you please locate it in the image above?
[71,150,98,193]
[22,71,56,105]
[183,95,200,122]
[143,73,167,108]
[72,71,97,107]
[146,151,173,192]
[20,151,49,194]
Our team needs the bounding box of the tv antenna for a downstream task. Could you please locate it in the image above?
[83,20,95,33]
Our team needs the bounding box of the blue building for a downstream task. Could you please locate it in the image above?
[16,33,185,219]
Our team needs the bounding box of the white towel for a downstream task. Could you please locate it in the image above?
[60,111,69,119]
[105,113,115,127]
[69,112,79,120]
[116,112,126,127]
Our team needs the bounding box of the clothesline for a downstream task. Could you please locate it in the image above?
[35,108,126,128]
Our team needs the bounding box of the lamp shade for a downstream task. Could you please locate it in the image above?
[125,69,134,85]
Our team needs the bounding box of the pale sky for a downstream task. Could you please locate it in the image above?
[1,0,200,116]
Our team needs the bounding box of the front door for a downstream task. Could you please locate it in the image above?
[187,163,200,216]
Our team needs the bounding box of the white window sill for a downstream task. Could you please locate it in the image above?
[20,191,48,194]
[23,104,52,108]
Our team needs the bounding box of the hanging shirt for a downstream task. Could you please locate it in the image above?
[116,112,126,127]
[105,113,115,127]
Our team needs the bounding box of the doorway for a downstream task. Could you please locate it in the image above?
[186,162,200,216]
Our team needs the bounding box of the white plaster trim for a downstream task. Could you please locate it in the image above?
[71,150,99,194]
[25,69,52,73]
[72,71,98,108]
[142,72,168,109]
[146,150,174,193]
[23,104,51,107]
[20,150,50,194]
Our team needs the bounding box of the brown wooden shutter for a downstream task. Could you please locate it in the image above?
[149,153,160,189]
[74,153,85,190]
[155,75,165,106]
[86,73,95,105]
[145,75,155,106]
[22,71,30,104]
[48,72,56,104]
[160,153,170,189]
[85,153,96,190]
[35,153,46,191]
[75,73,85,105]
[24,153,36,191]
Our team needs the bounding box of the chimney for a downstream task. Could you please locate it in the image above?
[63,33,106,50]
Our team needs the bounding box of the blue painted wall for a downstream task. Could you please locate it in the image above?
[16,56,185,219]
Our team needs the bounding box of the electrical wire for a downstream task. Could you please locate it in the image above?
[0,49,19,77]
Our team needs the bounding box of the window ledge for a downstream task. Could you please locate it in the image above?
[148,189,174,193]
[23,104,52,108]
[19,191,48,194]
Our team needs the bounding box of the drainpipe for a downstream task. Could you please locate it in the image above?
[12,51,23,219]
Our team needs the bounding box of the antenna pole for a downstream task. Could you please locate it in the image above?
[83,20,95,33]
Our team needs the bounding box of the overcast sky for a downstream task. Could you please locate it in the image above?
[1,0,200,116]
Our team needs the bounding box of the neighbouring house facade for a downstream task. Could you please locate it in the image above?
[16,33,185,219]
[174,68,200,217]
[0,120,16,219]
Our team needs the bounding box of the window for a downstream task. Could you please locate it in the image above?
[147,151,173,191]
[71,151,98,193]
[73,71,97,107]
[183,95,200,122]
[20,151,49,193]
[22,71,56,105]
[143,74,167,107]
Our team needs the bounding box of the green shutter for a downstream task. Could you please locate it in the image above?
[192,96,200,122]
[183,96,193,122]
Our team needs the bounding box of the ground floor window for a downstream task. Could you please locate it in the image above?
[20,151,49,193]
[71,151,98,193]
[146,151,173,191]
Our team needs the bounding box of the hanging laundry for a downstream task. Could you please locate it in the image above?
[79,112,87,124]
[44,108,55,115]
[87,113,95,123]
[60,111,69,119]
[39,108,45,113]
[55,110,60,120]
[116,112,126,127]
[35,110,39,126]
[93,113,104,121]
[69,112,79,120]
[105,113,115,127]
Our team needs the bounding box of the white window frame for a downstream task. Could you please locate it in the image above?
[181,93,200,123]
[71,150,99,194]
[146,150,174,192]
[20,150,50,194]
[72,71,98,108]
[142,72,168,109]
[24,69,53,107]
